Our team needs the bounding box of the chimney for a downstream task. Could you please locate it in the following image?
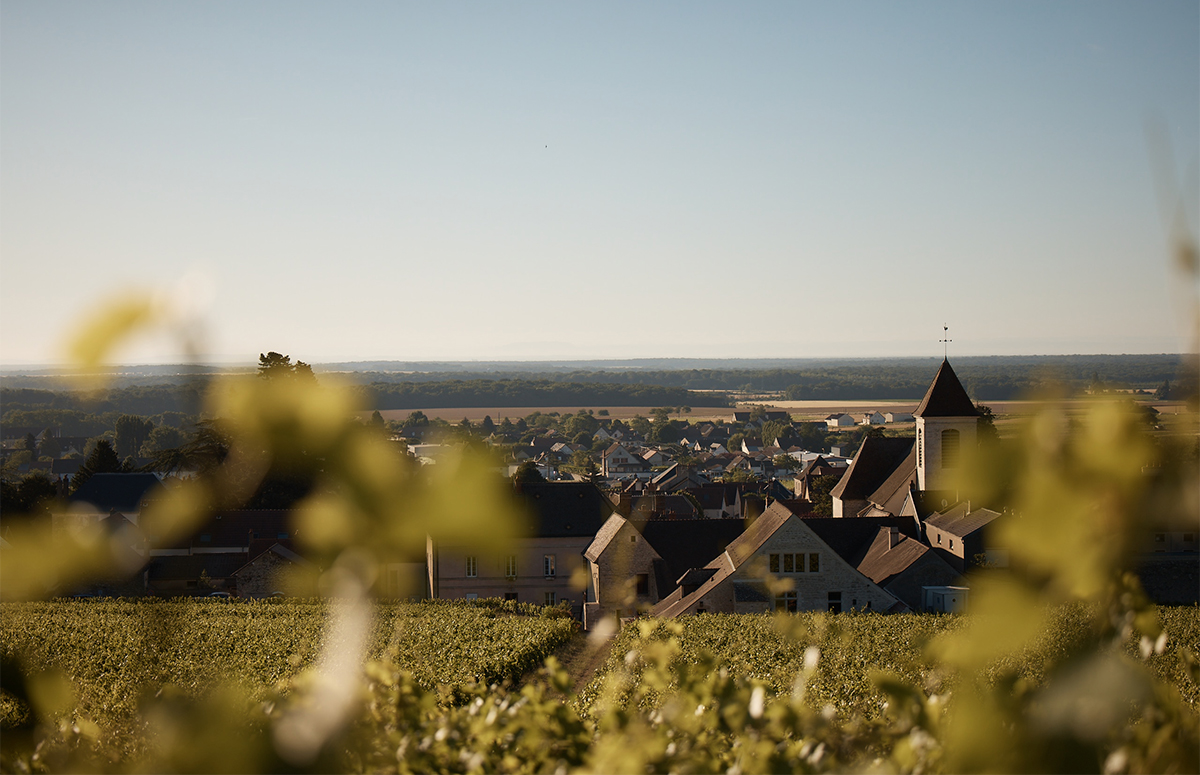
[888,526,900,549]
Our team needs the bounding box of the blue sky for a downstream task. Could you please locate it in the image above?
[2,1,1197,365]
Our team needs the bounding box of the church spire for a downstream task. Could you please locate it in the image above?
[914,359,978,418]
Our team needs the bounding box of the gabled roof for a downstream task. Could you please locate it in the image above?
[924,503,1002,537]
[829,437,916,502]
[634,518,746,589]
[70,473,164,513]
[515,481,615,538]
[865,446,918,515]
[856,527,938,586]
[800,516,917,565]
[914,360,979,418]
[583,514,629,562]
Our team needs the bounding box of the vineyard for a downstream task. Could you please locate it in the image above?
[0,598,575,730]
[579,606,1200,717]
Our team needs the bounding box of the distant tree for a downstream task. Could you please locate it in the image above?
[20,433,37,452]
[0,473,58,519]
[807,474,842,517]
[512,460,546,485]
[370,410,385,428]
[258,352,317,382]
[72,439,124,490]
[480,415,496,435]
[114,415,155,459]
[651,408,672,424]
[720,468,758,483]
[630,415,652,437]
[38,435,62,459]
[760,419,792,447]
[772,453,798,472]
[727,433,746,453]
[976,403,1000,446]
[402,411,429,429]
[563,449,601,482]
[139,425,189,457]
[597,409,609,416]
[1154,380,1173,400]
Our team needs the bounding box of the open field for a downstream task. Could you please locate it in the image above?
[367,406,698,422]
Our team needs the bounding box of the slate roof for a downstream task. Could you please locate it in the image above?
[924,503,1002,537]
[150,510,294,551]
[584,514,628,563]
[633,518,746,591]
[515,481,616,538]
[829,437,916,502]
[800,516,917,565]
[914,360,979,418]
[865,446,918,515]
[146,552,250,582]
[856,528,936,586]
[70,473,164,513]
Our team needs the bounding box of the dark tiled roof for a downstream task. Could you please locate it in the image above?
[856,528,933,585]
[51,459,83,475]
[800,516,918,565]
[146,552,250,582]
[914,360,979,418]
[925,504,1002,537]
[866,447,918,514]
[584,514,628,562]
[70,473,164,512]
[150,510,293,551]
[829,437,915,502]
[515,482,615,538]
[633,518,746,591]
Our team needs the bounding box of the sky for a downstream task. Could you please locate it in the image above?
[1,1,1198,366]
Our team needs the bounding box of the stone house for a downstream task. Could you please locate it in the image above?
[651,503,901,618]
[427,481,615,617]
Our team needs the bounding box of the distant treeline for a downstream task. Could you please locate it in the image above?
[1,383,207,418]
[357,380,729,410]
[1,355,1192,430]
[352,354,1192,401]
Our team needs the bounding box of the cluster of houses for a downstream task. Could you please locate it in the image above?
[8,360,1197,622]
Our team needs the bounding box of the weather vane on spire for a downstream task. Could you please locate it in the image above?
[939,324,952,359]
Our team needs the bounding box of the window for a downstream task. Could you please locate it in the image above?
[918,428,924,467]
[942,429,961,468]
[774,591,797,612]
[636,574,649,595]
[465,593,478,600]
[504,592,517,601]
[828,591,842,614]
[466,556,477,577]
[1154,533,1166,542]
[505,555,517,578]
[949,539,955,551]
[543,554,556,578]
[808,553,819,573]
[769,553,807,574]
[630,535,637,543]
[937,533,942,545]
[544,591,556,606]
[1185,533,1195,542]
